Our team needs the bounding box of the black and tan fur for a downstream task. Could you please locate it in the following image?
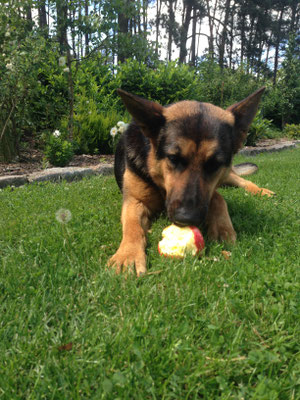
[108,88,274,275]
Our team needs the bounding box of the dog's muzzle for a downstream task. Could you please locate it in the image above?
[169,201,208,227]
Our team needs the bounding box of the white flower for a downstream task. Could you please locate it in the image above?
[88,111,92,115]
[117,121,125,128]
[63,67,70,73]
[118,123,129,134]
[55,208,72,224]
[53,130,61,137]
[6,63,13,71]
[86,100,89,104]
[59,56,66,66]
[110,127,118,137]
[5,31,10,38]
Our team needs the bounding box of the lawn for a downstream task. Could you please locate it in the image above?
[0,148,299,399]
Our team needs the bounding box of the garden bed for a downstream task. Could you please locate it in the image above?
[0,137,295,178]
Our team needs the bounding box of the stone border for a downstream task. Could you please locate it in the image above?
[0,141,298,190]
[0,164,113,189]
[239,140,299,156]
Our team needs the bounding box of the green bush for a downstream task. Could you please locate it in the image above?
[116,59,200,105]
[44,131,74,167]
[246,111,273,146]
[69,97,128,154]
[283,123,300,139]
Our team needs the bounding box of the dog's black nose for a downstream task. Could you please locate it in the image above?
[172,207,204,226]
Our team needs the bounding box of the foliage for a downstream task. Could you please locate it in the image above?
[246,111,274,146]
[116,59,200,105]
[0,5,69,161]
[0,20,44,160]
[74,55,119,112]
[196,59,262,107]
[0,0,299,162]
[68,96,128,154]
[283,123,300,139]
[263,35,300,127]
[44,131,74,167]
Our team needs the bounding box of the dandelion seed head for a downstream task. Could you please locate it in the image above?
[55,208,72,224]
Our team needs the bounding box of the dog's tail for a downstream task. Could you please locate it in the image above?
[232,162,258,176]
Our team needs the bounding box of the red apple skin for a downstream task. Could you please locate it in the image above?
[190,226,205,253]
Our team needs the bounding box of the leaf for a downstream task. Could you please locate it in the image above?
[221,250,231,260]
[58,342,73,351]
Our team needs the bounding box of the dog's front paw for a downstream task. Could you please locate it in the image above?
[107,245,147,277]
[245,182,275,197]
[208,222,237,243]
[258,187,275,197]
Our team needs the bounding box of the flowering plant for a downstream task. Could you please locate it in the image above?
[110,121,129,152]
[44,130,74,167]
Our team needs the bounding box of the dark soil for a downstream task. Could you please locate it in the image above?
[0,141,114,177]
[0,137,291,178]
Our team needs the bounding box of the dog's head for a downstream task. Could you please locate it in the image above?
[118,88,265,226]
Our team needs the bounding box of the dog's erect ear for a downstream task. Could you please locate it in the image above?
[117,89,165,138]
[227,87,265,152]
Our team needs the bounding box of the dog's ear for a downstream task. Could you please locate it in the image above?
[117,89,165,138]
[227,87,265,152]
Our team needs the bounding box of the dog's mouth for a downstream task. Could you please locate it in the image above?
[168,203,208,228]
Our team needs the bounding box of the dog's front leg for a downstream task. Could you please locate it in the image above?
[108,168,164,276]
[108,196,151,276]
[207,191,237,243]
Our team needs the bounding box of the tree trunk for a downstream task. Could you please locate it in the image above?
[118,1,129,63]
[155,0,162,58]
[273,7,284,85]
[179,2,193,63]
[190,7,197,66]
[56,0,68,54]
[240,4,246,65]
[85,0,89,55]
[26,4,32,22]
[205,0,217,58]
[228,3,235,69]
[167,0,176,61]
[218,0,231,69]
[38,1,48,33]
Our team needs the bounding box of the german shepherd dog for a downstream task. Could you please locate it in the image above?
[108,87,274,276]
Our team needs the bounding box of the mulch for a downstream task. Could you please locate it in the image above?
[0,147,114,177]
[0,137,292,178]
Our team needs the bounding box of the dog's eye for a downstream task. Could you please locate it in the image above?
[167,154,180,165]
[204,157,222,174]
[167,154,187,169]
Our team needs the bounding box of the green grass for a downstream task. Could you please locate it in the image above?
[0,148,299,399]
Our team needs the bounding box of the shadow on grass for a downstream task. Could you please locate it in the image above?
[226,195,289,238]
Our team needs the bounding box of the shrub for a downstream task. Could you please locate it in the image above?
[283,124,300,139]
[44,131,74,167]
[246,111,273,146]
[116,59,200,105]
[70,97,128,154]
